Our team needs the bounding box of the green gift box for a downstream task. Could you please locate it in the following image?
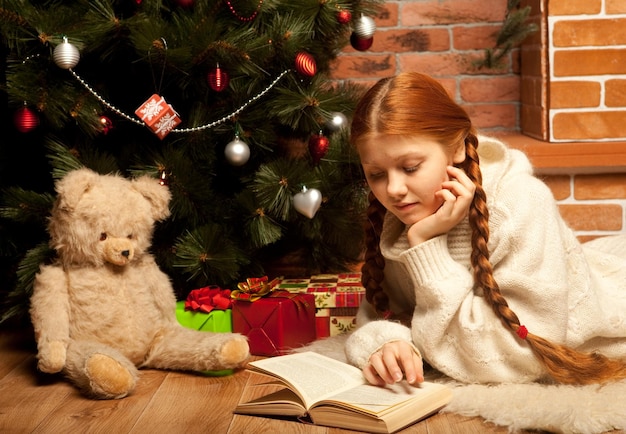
[175,301,234,376]
[176,301,232,332]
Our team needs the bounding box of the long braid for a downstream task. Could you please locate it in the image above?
[361,191,389,314]
[463,134,626,384]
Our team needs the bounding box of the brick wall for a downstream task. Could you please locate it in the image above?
[332,0,517,133]
[521,0,626,142]
[543,173,626,240]
[331,0,625,238]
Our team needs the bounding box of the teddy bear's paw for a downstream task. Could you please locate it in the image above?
[218,337,250,367]
[85,354,136,399]
[37,341,67,373]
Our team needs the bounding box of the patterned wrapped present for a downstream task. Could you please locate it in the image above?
[277,273,365,338]
[135,94,181,139]
[231,277,316,356]
[175,286,234,376]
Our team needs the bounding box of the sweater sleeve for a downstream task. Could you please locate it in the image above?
[345,319,414,368]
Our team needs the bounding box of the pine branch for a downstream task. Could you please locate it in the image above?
[236,190,284,248]
[253,158,319,221]
[45,139,85,180]
[476,0,538,70]
[172,225,249,287]
[0,188,54,225]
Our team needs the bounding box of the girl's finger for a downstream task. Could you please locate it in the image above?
[381,349,404,383]
[436,189,457,215]
[396,347,424,385]
[447,166,476,192]
[367,351,395,384]
[363,364,386,386]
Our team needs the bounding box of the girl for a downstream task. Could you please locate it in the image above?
[345,72,626,387]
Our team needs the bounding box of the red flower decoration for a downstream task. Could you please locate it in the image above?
[185,286,232,313]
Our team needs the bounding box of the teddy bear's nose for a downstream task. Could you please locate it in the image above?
[121,250,130,258]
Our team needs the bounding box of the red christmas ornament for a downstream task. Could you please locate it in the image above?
[350,33,374,51]
[208,65,230,92]
[13,107,39,133]
[99,115,113,134]
[337,9,352,24]
[308,133,329,165]
[295,51,317,77]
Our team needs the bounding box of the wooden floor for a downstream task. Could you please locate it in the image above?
[0,326,592,434]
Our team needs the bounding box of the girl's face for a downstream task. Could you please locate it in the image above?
[359,136,465,226]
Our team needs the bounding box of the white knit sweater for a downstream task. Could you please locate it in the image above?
[345,135,626,383]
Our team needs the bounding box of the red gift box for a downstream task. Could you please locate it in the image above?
[135,94,181,139]
[232,291,316,356]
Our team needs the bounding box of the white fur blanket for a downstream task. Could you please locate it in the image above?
[297,335,626,434]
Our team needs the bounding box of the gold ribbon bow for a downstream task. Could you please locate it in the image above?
[231,276,281,302]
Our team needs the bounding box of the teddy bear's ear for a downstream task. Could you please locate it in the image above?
[54,167,101,211]
[131,176,172,222]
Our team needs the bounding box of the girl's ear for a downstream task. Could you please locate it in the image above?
[452,141,466,164]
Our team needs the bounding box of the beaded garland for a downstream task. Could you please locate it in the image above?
[69,68,291,133]
[225,0,263,22]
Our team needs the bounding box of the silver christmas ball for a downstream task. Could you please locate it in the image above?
[224,137,250,166]
[53,40,80,69]
[354,15,377,39]
[326,112,348,132]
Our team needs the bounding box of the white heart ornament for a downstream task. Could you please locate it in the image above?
[293,187,322,219]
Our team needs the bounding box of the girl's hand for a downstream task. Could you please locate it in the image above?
[363,341,424,386]
[407,166,475,246]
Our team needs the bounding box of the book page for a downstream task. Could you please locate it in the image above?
[235,388,309,417]
[316,381,448,415]
[248,352,365,409]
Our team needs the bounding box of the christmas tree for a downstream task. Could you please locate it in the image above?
[0,0,382,323]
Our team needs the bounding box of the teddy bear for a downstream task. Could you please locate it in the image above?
[30,167,250,399]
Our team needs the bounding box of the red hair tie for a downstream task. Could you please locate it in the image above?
[516,325,528,339]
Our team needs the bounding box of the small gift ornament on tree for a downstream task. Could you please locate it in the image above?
[134,94,181,139]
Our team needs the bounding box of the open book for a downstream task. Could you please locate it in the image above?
[234,351,453,433]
